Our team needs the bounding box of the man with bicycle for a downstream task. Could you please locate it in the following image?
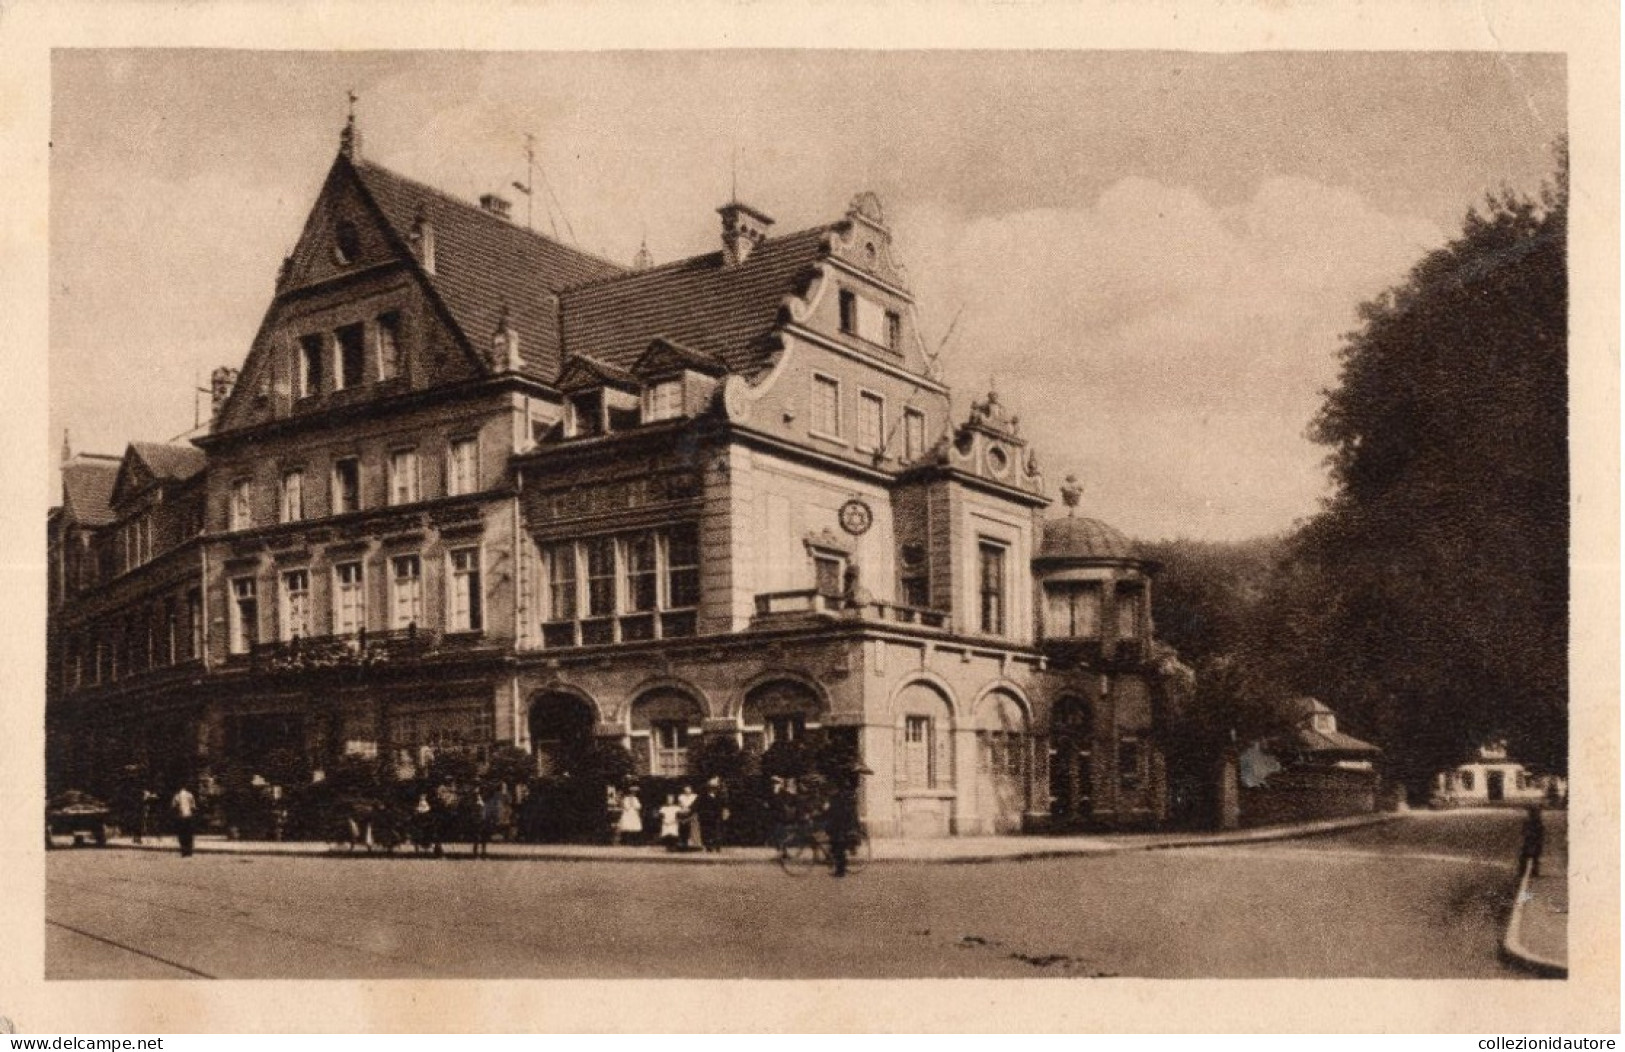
[825,770,861,878]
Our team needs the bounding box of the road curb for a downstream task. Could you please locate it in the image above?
[1501,863,1568,978]
[98,813,1403,866]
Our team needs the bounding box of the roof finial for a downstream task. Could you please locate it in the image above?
[633,234,653,272]
[61,428,71,467]
[730,145,738,204]
[340,89,362,160]
[1060,473,1083,516]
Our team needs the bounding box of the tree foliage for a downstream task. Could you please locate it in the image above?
[1144,147,1568,792]
[1299,155,1567,785]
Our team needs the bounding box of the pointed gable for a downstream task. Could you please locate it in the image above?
[60,456,120,527]
[557,354,640,394]
[109,442,206,510]
[561,225,832,378]
[632,337,727,380]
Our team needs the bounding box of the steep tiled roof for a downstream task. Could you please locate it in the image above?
[561,226,833,377]
[350,159,625,383]
[1279,725,1382,756]
[61,456,120,527]
[130,442,205,483]
[1038,515,1139,561]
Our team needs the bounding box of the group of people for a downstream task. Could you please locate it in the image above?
[407,780,515,858]
[611,779,730,852]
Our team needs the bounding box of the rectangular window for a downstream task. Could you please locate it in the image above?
[390,554,423,630]
[334,562,365,636]
[854,294,888,346]
[903,408,926,462]
[446,437,478,497]
[545,544,578,623]
[186,588,203,660]
[1046,582,1103,639]
[586,537,617,618]
[280,470,304,523]
[448,547,483,633]
[838,289,857,334]
[858,391,885,451]
[645,379,683,422]
[1115,586,1142,642]
[332,457,361,515]
[281,569,311,642]
[336,322,366,389]
[886,310,902,352]
[652,721,690,777]
[666,523,701,609]
[765,715,806,749]
[979,540,1007,636]
[389,449,419,506]
[376,313,402,381]
[229,576,257,655]
[298,334,325,397]
[811,374,841,437]
[230,478,253,531]
[901,574,929,609]
[904,715,934,787]
[623,533,658,613]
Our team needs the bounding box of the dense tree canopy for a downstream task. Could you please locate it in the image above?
[1145,149,1568,792]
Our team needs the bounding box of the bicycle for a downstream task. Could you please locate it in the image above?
[776,820,871,876]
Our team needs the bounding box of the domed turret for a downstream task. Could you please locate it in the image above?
[1037,515,1138,563]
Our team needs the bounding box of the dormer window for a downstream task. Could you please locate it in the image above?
[645,379,683,422]
[569,391,603,437]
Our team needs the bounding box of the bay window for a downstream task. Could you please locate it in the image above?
[542,524,702,646]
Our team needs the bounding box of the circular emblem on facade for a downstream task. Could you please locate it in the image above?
[839,499,873,536]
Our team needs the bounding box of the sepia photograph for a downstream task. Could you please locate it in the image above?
[3,2,1616,1033]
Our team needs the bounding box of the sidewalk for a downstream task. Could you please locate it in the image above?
[1503,810,1568,977]
[101,812,1400,864]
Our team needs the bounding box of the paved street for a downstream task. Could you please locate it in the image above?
[47,809,1538,979]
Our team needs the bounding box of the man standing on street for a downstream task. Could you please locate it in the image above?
[171,784,198,857]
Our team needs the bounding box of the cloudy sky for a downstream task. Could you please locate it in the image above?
[50,50,1564,540]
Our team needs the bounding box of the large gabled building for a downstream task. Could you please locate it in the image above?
[48,123,1186,837]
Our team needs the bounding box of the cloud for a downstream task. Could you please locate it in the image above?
[894,176,1443,540]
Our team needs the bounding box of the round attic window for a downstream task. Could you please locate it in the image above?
[986,444,1010,477]
[333,220,361,265]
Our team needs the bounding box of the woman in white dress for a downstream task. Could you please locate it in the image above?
[615,787,644,845]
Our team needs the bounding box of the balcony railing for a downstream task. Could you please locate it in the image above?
[751,590,949,631]
[250,626,438,672]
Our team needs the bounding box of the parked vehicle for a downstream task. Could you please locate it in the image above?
[46,790,110,847]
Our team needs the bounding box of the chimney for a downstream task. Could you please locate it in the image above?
[410,206,436,275]
[717,201,774,266]
[479,194,513,221]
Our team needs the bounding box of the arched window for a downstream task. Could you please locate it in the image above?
[528,692,596,777]
[975,690,1029,781]
[895,683,953,789]
[629,689,705,777]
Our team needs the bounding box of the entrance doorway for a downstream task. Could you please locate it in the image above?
[1487,770,1505,802]
[527,692,596,776]
[1049,694,1093,828]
